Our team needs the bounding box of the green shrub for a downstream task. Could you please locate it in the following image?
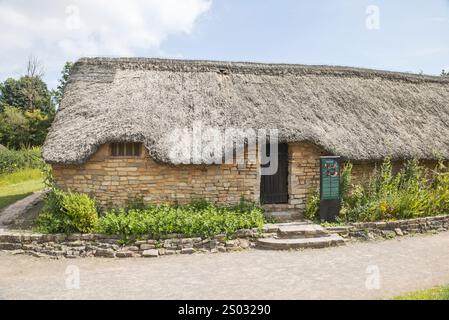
[36,189,98,233]
[428,164,449,215]
[340,162,353,203]
[305,157,449,223]
[97,201,265,240]
[304,187,320,221]
[36,193,265,238]
[336,158,449,223]
[61,192,98,233]
[0,146,43,174]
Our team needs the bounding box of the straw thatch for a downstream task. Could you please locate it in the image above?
[43,57,449,164]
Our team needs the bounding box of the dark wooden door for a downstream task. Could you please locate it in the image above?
[260,143,289,204]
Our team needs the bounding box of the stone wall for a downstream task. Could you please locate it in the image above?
[348,159,441,185]
[2,215,448,258]
[51,142,440,212]
[53,142,332,211]
[286,143,326,210]
[326,215,449,241]
[0,229,259,259]
[53,144,260,208]
[286,144,379,211]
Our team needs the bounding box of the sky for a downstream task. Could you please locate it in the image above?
[0,0,448,89]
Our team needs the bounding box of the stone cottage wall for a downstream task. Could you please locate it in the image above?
[284,144,441,211]
[286,143,326,211]
[348,160,441,185]
[52,144,260,208]
[53,143,331,211]
[285,143,373,211]
[51,142,441,213]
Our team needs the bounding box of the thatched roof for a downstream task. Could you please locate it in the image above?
[43,57,449,164]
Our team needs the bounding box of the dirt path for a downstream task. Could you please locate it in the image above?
[0,191,44,229]
[1,232,449,300]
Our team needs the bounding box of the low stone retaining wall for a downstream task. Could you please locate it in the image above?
[2,215,448,258]
[0,229,260,259]
[326,215,449,240]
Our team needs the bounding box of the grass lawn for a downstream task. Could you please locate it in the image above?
[0,168,44,210]
[395,285,449,300]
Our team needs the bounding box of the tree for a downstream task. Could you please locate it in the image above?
[52,61,74,106]
[0,106,53,148]
[0,56,56,148]
[0,56,54,114]
[24,108,54,146]
[0,58,77,148]
[0,76,54,113]
[26,55,45,78]
[0,106,31,147]
[442,69,449,77]
[0,79,21,112]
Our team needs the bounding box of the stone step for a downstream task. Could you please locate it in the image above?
[263,221,310,233]
[263,210,303,223]
[277,224,330,239]
[256,234,345,250]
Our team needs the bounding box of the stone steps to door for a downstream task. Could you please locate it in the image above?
[257,234,344,250]
[263,209,303,223]
[257,221,345,250]
[277,224,329,239]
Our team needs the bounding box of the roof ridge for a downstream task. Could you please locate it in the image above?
[76,57,449,84]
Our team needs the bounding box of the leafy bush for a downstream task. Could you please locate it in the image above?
[340,162,353,204]
[340,158,448,222]
[36,189,98,233]
[36,192,265,238]
[97,201,265,240]
[0,146,43,174]
[305,158,449,223]
[304,187,320,221]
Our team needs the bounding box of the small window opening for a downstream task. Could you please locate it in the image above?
[110,142,141,157]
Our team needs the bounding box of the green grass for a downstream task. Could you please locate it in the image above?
[0,168,44,209]
[395,285,449,300]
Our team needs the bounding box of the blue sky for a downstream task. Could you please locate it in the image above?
[1,0,448,89]
[163,0,449,73]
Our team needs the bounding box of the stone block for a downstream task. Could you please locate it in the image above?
[94,248,115,258]
[142,249,159,258]
[181,248,195,254]
[116,251,133,258]
[0,243,22,250]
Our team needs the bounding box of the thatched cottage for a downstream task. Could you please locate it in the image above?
[43,58,449,214]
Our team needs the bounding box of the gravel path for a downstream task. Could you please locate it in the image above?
[1,232,449,300]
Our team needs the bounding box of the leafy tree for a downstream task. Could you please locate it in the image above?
[0,106,31,147]
[52,61,74,106]
[0,79,20,112]
[0,56,54,114]
[442,69,449,77]
[25,108,54,146]
[0,106,53,148]
[0,76,54,114]
[0,57,58,148]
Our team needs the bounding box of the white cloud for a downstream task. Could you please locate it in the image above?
[0,0,211,87]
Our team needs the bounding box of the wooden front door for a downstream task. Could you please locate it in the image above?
[260,143,289,204]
